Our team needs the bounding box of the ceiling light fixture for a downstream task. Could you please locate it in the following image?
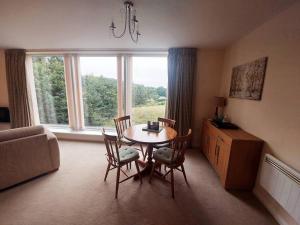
[109,1,141,43]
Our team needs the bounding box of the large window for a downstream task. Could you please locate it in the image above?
[131,57,168,124]
[79,57,118,127]
[32,56,68,125]
[30,53,168,130]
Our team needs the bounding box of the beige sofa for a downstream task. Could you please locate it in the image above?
[0,125,60,190]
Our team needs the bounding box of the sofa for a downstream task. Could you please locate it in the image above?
[0,125,60,190]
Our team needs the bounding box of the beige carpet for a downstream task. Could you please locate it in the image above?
[0,141,278,225]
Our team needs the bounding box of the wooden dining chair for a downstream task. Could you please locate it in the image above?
[114,115,145,159]
[153,117,176,149]
[103,129,142,198]
[149,129,192,198]
[146,118,176,164]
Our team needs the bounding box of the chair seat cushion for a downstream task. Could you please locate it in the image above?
[120,137,135,146]
[119,147,139,163]
[153,142,170,149]
[153,147,178,164]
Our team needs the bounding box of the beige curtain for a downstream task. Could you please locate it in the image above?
[167,48,197,136]
[5,49,33,128]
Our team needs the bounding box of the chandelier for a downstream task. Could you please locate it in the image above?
[109,1,141,43]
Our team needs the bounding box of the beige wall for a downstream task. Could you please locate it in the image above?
[192,49,224,147]
[0,50,9,107]
[219,4,300,224]
[220,2,300,171]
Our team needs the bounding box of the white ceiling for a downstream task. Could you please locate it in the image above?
[0,0,296,49]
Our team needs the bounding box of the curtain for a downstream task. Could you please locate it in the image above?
[167,48,197,136]
[5,49,33,128]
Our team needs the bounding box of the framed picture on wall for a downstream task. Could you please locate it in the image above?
[229,57,268,100]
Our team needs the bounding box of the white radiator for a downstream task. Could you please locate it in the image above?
[260,154,300,224]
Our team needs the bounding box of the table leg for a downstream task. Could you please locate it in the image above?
[134,144,154,179]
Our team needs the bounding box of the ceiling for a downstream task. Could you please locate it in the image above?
[0,0,297,49]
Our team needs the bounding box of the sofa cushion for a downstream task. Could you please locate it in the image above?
[0,125,44,142]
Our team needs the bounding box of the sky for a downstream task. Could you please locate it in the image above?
[80,56,168,88]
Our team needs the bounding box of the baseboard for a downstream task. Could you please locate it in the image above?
[253,184,299,225]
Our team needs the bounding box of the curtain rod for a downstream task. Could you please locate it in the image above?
[26,48,168,55]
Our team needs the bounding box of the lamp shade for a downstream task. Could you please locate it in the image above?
[214,97,226,107]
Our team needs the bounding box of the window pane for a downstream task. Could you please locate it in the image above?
[132,57,168,124]
[32,56,68,125]
[80,57,118,127]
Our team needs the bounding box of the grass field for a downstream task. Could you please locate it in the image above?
[132,104,166,124]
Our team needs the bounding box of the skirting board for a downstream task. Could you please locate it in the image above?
[254,184,299,225]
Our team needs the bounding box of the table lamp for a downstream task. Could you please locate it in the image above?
[214,97,226,120]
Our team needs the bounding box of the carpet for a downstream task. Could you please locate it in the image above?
[0,141,278,225]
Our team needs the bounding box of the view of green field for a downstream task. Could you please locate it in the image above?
[132,104,165,125]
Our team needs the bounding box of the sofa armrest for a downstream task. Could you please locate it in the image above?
[44,128,60,170]
[0,134,52,190]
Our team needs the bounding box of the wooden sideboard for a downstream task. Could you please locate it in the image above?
[201,119,263,190]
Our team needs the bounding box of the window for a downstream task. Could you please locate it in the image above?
[32,56,68,125]
[131,57,168,124]
[29,52,168,131]
[79,57,118,127]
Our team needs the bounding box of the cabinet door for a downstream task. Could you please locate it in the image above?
[208,133,217,166]
[215,137,230,184]
[201,124,210,159]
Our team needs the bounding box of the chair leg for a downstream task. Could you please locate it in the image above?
[143,149,148,161]
[135,160,142,184]
[181,164,188,184]
[171,168,175,198]
[149,161,156,183]
[104,163,111,181]
[115,167,121,199]
[140,144,145,159]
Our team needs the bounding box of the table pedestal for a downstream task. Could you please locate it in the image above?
[134,143,155,179]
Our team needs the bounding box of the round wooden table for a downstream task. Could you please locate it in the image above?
[123,124,177,177]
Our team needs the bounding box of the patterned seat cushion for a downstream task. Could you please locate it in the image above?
[153,142,171,149]
[153,147,179,164]
[119,147,139,163]
[120,137,135,146]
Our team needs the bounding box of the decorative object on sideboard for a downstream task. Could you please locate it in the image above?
[0,107,10,123]
[109,1,141,43]
[229,57,268,100]
[214,96,226,121]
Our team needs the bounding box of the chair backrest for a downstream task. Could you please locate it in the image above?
[171,129,192,164]
[102,129,120,165]
[158,117,176,128]
[114,115,131,139]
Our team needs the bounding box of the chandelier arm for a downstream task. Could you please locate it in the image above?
[112,3,128,38]
[129,6,136,34]
[128,6,138,43]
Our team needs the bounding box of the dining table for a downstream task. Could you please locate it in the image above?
[123,124,177,177]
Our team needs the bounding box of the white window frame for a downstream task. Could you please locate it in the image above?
[26,50,168,133]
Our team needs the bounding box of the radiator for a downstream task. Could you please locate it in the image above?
[260,154,300,224]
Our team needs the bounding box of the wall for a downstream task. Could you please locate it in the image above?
[220,2,300,225]
[192,49,224,147]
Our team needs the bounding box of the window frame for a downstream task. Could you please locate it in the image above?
[27,50,168,132]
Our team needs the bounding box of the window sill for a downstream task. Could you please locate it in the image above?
[47,126,117,142]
